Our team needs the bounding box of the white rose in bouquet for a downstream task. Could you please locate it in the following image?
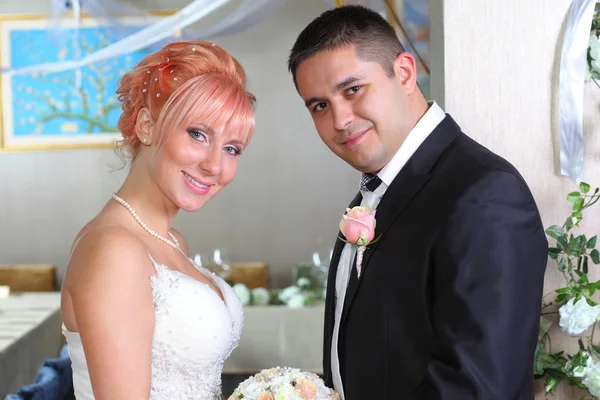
[228,367,339,400]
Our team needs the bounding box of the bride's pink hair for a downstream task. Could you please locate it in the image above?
[116,40,256,159]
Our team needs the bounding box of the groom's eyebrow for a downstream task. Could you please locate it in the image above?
[304,75,365,108]
[304,96,325,108]
[334,75,363,91]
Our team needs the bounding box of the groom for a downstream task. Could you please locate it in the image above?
[288,5,548,400]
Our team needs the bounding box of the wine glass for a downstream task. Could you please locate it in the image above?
[211,248,232,281]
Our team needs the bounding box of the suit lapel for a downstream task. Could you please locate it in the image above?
[340,167,430,326]
[323,191,362,380]
[339,114,461,328]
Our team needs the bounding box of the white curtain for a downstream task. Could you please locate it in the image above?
[0,0,396,76]
[1,0,233,75]
[557,0,596,183]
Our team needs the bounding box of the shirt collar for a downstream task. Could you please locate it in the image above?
[376,101,446,187]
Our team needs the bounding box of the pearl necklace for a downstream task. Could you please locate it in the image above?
[111,193,180,250]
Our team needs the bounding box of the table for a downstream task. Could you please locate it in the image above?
[0,292,63,398]
[0,294,326,396]
[223,304,325,374]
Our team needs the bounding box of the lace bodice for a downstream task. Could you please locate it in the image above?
[63,257,244,400]
[149,260,243,399]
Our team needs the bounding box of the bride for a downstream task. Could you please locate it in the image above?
[60,40,256,399]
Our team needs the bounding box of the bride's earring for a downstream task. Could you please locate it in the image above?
[141,138,148,144]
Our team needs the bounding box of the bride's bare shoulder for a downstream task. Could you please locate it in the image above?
[67,222,151,281]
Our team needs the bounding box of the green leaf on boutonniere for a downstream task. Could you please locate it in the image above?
[336,234,382,248]
[366,234,382,247]
[336,235,352,245]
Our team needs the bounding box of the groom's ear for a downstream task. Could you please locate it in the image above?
[135,107,155,145]
[393,51,419,94]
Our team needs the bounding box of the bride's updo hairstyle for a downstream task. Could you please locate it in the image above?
[116,40,256,160]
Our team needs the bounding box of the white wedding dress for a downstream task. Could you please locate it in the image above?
[62,255,244,399]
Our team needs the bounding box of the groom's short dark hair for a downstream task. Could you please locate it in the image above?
[288,5,405,87]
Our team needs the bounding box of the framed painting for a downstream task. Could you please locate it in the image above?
[0,12,168,151]
[389,0,430,98]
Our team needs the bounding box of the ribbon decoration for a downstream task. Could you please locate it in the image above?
[171,0,289,41]
[1,0,232,76]
[558,0,597,183]
[1,0,421,80]
[1,0,295,76]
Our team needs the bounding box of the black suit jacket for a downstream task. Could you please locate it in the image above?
[323,115,548,400]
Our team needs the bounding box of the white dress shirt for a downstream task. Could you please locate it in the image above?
[331,101,446,399]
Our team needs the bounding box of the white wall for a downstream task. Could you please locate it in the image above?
[0,0,360,287]
[431,1,600,398]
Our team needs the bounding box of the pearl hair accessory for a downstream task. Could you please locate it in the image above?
[145,44,220,99]
[111,193,180,250]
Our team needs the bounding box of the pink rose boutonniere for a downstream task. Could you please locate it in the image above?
[339,205,380,278]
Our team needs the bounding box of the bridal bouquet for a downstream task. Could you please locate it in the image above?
[228,367,340,400]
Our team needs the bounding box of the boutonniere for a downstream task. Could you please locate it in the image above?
[338,206,380,279]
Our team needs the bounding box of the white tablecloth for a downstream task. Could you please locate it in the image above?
[0,292,63,397]
[224,304,325,374]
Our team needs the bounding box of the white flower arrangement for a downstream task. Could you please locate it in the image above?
[296,277,312,289]
[535,182,600,396]
[559,297,600,335]
[582,361,600,398]
[278,285,302,303]
[228,367,339,400]
[251,287,271,306]
[231,279,326,308]
[233,283,251,306]
[587,6,600,81]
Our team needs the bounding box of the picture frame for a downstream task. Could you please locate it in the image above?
[0,11,169,151]
[389,0,430,98]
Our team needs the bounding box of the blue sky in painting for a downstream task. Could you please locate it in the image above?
[9,25,151,136]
